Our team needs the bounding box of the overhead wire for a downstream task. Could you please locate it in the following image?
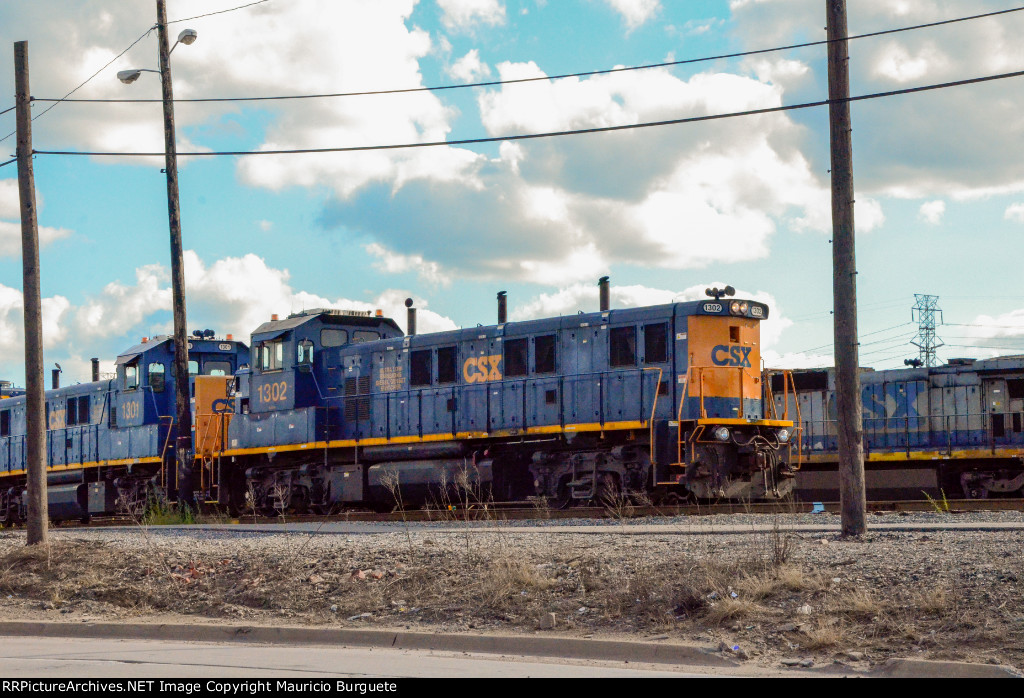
[167,0,270,25]
[32,67,1024,158]
[31,5,1024,106]
[0,27,155,146]
[0,1,272,143]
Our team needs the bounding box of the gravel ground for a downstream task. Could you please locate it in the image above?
[1,510,1022,672]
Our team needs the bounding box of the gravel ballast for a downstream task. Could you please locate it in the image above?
[0,510,1022,672]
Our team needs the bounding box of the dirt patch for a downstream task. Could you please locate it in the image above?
[0,519,1021,671]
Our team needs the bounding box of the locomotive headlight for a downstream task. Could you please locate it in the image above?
[713,426,731,442]
[739,302,749,314]
[776,427,791,444]
[729,301,742,316]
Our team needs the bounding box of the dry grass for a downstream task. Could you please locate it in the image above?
[0,523,1021,671]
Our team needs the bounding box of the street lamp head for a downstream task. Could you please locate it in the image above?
[177,28,198,45]
[116,69,143,85]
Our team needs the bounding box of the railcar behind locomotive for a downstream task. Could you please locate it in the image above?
[773,356,1024,500]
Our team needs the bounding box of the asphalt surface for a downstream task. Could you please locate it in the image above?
[0,622,1018,678]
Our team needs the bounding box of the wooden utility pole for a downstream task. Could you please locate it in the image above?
[155,0,194,508]
[14,41,48,545]
[826,0,866,536]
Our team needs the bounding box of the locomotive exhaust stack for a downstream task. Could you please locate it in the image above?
[406,298,417,336]
[599,276,610,312]
[91,358,100,383]
[498,291,507,325]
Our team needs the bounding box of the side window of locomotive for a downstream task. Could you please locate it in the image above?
[437,346,457,384]
[297,340,314,365]
[125,363,139,390]
[730,326,741,343]
[261,341,284,372]
[205,361,232,376]
[321,329,348,348]
[535,335,556,374]
[148,363,165,393]
[352,330,380,344]
[505,338,528,378]
[0,409,9,437]
[410,349,432,387]
[643,323,668,364]
[188,360,200,375]
[610,327,637,367]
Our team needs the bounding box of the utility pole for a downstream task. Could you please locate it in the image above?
[826,0,866,536]
[156,0,194,509]
[14,41,48,545]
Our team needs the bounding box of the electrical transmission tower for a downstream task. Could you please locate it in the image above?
[911,295,944,368]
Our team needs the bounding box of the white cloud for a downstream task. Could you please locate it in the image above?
[0,252,459,381]
[602,0,661,29]
[447,49,492,83]
[871,42,950,83]
[511,281,793,352]
[437,0,506,30]
[257,220,273,232]
[365,243,453,287]
[919,200,946,225]
[0,179,72,256]
[1005,203,1024,223]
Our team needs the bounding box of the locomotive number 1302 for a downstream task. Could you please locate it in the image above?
[257,381,289,404]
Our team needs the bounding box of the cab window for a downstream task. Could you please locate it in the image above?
[437,347,457,384]
[410,350,431,387]
[298,340,314,365]
[205,361,232,376]
[148,363,165,393]
[352,330,380,344]
[321,329,348,348]
[125,364,139,390]
[261,341,284,371]
[188,360,199,375]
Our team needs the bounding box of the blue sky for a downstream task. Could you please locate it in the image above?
[1,0,1024,383]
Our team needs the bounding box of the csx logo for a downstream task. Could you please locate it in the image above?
[464,355,502,383]
[712,345,753,368]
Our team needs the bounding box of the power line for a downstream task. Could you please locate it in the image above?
[0,106,13,117]
[32,67,1024,158]
[0,158,15,169]
[0,2,272,143]
[167,0,270,25]
[30,5,1024,106]
[0,27,155,146]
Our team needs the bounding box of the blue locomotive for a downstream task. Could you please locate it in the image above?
[773,356,1024,500]
[0,334,249,524]
[217,286,797,513]
[0,284,797,521]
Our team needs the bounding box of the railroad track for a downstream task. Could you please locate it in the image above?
[31,497,1024,529]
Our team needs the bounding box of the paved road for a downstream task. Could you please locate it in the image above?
[0,636,714,678]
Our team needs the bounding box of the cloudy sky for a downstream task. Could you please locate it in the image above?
[1,0,1023,383]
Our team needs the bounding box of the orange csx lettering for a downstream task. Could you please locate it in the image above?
[463,355,503,383]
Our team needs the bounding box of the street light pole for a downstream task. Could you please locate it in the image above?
[155,0,193,508]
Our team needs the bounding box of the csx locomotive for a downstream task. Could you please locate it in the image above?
[0,283,798,522]
[774,356,1024,500]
